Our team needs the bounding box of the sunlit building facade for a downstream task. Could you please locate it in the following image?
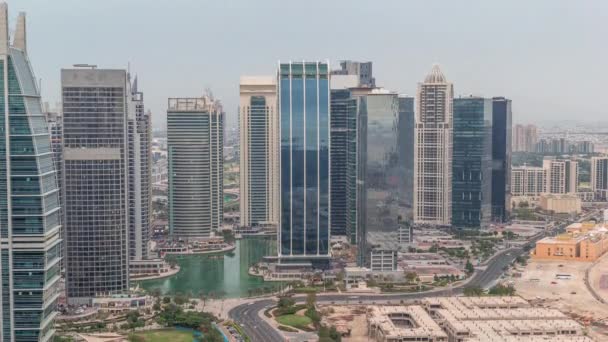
[0,7,62,340]
[414,65,453,226]
[278,62,330,264]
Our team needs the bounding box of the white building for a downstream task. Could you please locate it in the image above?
[511,166,546,197]
[414,65,453,226]
[543,158,578,194]
[239,76,279,229]
[591,156,608,200]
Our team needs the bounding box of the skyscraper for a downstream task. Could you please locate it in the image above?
[543,158,578,194]
[278,62,330,264]
[513,124,538,152]
[167,96,224,239]
[398,95,415,218]
[414,65,453,226]
[128,77,151,260]
[491,97,512,222]
[330,60,375,88]
[329,88,356,238]
[239,76,279,229]
[591,157,608,200]
[0,6,62,340]
[353,88,403,266]
[452,97,493,229]
[62,68,131,304]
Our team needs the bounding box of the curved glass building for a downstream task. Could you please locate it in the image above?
[0,5,62,341]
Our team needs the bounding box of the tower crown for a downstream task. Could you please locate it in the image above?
[424,64,446,83]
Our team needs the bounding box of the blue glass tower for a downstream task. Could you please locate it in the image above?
[491,97,512,222]
[452,97,493,229]
[0,6,62,341]
[278,62,330,263]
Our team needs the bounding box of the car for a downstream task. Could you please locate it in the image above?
[550,281,557,284]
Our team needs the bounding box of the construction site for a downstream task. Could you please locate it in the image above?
[320,296,594,342]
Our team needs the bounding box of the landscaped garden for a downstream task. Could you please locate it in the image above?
[128,329,199,342]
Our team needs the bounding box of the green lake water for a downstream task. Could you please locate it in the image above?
[138,237,277,298]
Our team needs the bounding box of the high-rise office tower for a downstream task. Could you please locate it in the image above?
[398,95,415,218]
[278,62,330,264]
[330,60,375,88]
[329,88,357,238]
[591,157,608,200]
[239,76,279,229]
[543,158,578,194]
[128,77,151,260]
[45,109,65,274]
[511,166,546,197]
[62,68,131,304]
[414,65,453,226]
[491,97,512,222]
[452,97,493,229]
[167,96,224,238]
[354,88,404,266]
[0,7,62,340]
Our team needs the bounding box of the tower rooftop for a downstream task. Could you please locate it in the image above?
[424,64,447,83]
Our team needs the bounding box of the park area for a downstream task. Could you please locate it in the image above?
[128,329,201,342]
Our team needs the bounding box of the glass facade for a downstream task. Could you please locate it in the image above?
[355,91,404,266]
[491,97,512,222]
[278,62,330,260]
[398,96,415,219]
[452,97,493,229]
[0,42,62,341]
[330,89,357,239]
[167,98,224,238]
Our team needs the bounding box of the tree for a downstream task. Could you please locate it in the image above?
[278,297,295,309]
[465,259,475,274]
[162,296,171,304]
[405,272,418,284]
[489,284,516,296]
[463,286,485,296]
[306,292,317,309]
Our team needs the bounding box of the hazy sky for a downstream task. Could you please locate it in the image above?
[13,0,608,129]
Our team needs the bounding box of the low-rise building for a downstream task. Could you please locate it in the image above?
[129,259,172,279]
[539,193,581,214]
[92,294,153,314]
[532,221,608,261]
[368,305,448,342]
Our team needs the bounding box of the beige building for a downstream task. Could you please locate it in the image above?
[239,76,279,229]
[543,158,578,194]
[532,221,608,261]
[513,124,538,152]
[511,166,546,197]
[591,156,608,200]
[367,297,592,342]
[539,193,581,214]
[414,65,453,226]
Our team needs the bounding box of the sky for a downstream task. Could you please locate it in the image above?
[12,0,608,130]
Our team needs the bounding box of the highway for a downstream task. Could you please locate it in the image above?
[229,210,601,342]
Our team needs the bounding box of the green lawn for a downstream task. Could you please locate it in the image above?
[129,329,196,342]
[276,314,312,329]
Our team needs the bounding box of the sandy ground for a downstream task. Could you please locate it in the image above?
[513,258,608,340]
[320,305,368,341]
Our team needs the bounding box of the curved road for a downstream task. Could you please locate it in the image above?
[229,247,521,342]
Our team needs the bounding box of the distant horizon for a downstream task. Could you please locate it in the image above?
[12,0,608,130]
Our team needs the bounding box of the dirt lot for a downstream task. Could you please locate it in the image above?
[319,305,368,341]
[513,259,608,340]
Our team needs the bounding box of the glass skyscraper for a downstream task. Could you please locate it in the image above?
[167,96,224,238]
[398,95,415,219]
[278,62,330,262]
[330,89,357,238]
[491,97,512,222]
[0,7,62,341]
[452,97,493,229]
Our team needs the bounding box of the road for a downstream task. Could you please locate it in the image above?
[229,247,520,342]
[229,211,601,342]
